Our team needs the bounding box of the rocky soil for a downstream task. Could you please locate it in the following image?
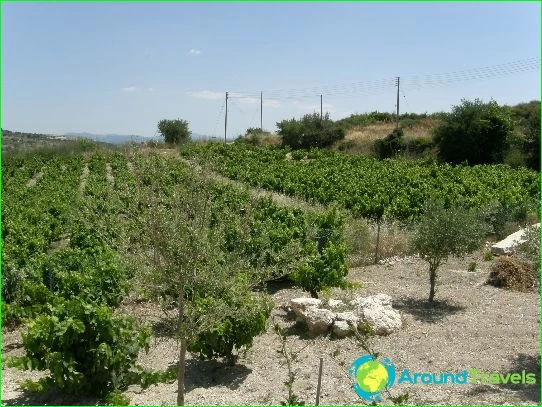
[3,250,539,405]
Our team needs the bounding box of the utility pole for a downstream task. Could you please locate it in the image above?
[260,91,263,131]
[320,94,323,119]
[224,92,228,144]
[396,77,400,128]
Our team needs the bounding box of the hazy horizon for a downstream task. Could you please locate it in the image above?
[2,2,540,139]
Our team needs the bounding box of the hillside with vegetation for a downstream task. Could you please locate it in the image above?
[2,100,540,406]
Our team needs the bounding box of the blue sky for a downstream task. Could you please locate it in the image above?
[2,2,540,138]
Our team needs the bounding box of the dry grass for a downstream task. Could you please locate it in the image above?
[487,256,538,292]
[336,119,440,156]
[345,218,411,267]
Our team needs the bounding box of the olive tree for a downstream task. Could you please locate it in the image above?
[130,161,275,405]
[157,119,191,144]
[412,200,487,302]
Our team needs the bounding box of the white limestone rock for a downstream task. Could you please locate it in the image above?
[289,298,323,320]
[301,308,334,334]
[352,294,401,335]
[491,224,540,256]
[332,320,353,338]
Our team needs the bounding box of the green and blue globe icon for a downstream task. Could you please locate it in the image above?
[349,355,396,401]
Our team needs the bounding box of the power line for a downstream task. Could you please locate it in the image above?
[211,99,225,138]
[225,57,539,101]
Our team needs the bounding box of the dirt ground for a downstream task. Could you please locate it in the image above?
[2,250,539,406]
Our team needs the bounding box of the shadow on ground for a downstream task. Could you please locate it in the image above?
[184,358,252,392]
[394,297,466,323]
[465,354,540,404]
[262,278,296,295]
[151,317,178,338]
[499,353,540,403]
[3,388,99,406]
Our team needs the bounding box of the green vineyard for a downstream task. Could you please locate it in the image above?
[181,143,540,222]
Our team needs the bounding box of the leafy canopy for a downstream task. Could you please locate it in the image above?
[433,99,513,165]
[278,113,345,149]
[157,119,191,144]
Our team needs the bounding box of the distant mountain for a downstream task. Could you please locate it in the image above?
[63,132,156,144]
[63,132,208,144]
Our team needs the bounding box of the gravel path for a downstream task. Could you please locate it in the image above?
[3,250,539,405]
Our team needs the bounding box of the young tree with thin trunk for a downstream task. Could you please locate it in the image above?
[130,161,277,405]
[412,200,487,302]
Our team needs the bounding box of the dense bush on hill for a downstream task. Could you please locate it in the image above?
[278,113,345,149]
[433,99,514,165]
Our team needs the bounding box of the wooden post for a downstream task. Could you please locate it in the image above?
[374,218,381,264]
[224,92,228,143]
[315,357,324,405]
[396,77,400,128]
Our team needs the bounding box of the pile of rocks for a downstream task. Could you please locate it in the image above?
[288,294,402,338]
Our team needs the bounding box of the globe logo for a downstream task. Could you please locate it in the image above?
[349,355,396,401]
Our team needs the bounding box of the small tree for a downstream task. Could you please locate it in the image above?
[412,200,487,302]
[433,99,513,165]
[131,163,274,405]
[278,113,345,149]
[157,119,191,144]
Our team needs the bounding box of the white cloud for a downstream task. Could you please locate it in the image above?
[122,86,137,92]
[189,49,201,56]
[148,87,154,92]
[187,90,224,100]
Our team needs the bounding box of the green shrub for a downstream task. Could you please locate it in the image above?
[374,128,405,159]
[433,99,513,165]
[516,225,540,276]
[404,137,434,156]
[336,111,394,128]
[105,390,130,406]
[337,139,357,152]
[8,297,151,395]
[278,113,345,149]
[510,100,540,171]
[2,246,128,325]
[291,208,349,297]
[189,293,273,364]
[400,118,418,129]
[478,200,535,240]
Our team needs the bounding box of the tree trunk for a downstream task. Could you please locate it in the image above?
[177,338,187,405]
[428,266,437,302]
[177,285,186,406]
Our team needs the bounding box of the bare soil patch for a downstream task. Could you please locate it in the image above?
[3,251,538,405]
